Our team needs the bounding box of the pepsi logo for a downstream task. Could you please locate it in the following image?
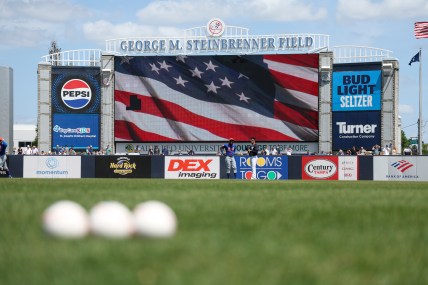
[61,79,92,109]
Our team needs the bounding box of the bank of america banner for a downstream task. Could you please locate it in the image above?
[332,70,381,112]
[373,156,428,181]
[114,54,319,142]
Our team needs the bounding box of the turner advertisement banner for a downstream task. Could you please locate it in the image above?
[332,111,381,151]
[373,156,428,181]
[51,67,101,114]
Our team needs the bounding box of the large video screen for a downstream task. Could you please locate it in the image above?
[114,54,319,142]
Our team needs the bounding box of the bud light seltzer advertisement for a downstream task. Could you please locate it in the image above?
[51,67,101,114]
[332,68,381,112]
[332,111,381,151]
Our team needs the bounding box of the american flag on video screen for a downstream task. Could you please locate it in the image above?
[114,54,319,142]
[414,22,428,39]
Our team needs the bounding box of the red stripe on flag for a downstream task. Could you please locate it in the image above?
[274,100,318,130]
[264,54,319,68]
[115,90,301,141]
[269,69,319,96]
[415,22,428,39]
[115,120,177,141]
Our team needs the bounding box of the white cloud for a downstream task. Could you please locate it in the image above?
[399,104,414,114]
[337,0,428,21]
[136,0,327,24]
[0,0,91,48]
[82,21,183,42]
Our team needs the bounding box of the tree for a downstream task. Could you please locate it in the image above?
[49,41,61,66]
[401,130,410,150]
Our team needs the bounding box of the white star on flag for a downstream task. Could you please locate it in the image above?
[219,77,234,88]
[189,67,204,78]
[238,73,249,79]
[174,76,188,87]
[150,63,160,74]
[120,56,134,65]
[204,60,218,72]
[176,55,187,63]
[158,60,172,71]
[236,92,251,103]
[206,81,220,94]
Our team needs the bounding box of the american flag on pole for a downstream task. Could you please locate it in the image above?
[114,54,319,142]
[414,22,428,39]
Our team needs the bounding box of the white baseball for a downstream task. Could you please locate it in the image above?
[42,200,89,239]
[89,201,135,238]
[133,201,177,238]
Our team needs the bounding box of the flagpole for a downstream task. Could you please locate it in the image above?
[418,48,423,155]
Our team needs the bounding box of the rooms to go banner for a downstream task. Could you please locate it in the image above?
[332,70,381,111]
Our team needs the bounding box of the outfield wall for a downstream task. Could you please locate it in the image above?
[2,155,427,181]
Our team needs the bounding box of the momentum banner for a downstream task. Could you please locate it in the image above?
[23,156,81,178]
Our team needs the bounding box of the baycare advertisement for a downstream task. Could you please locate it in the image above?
[52,114,100,150]
[95,156,150,178]
[302,156,338,180]
[236,155,288,180]
[51,67,101,114]
[332,111,381,151]
[164,156,220,179]
[332,66,381,112]
[374,156,428,181]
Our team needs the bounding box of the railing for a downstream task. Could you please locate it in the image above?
[40,49,103,66]
[332,45,394,63]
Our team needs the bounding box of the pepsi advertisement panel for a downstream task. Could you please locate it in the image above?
[236,155,288,180]
[52,114,100,150]
[332,70,381,111]
[332,111,381,151]
[51,67,101,114]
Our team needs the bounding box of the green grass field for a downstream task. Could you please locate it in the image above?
[0,179,427,285]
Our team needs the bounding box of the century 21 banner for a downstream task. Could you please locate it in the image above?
[332,70,381,112]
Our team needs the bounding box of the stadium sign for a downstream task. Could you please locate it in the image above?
[106,19,329,55]
[164,156,220,179]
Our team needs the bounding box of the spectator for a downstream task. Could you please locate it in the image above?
[148,146,154,155]
[154,145,160,155]
[162,146,169,155]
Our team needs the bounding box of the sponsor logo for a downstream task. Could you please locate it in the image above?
[125,144,134,153]
[207,18,225,37]
[391,160,414,173]
[35,157,69,175]
[110,157,137,176]
[61,79,92,109]
[304,159,337,179]
[53,125,91,134]
[45,157,59,169]
[238,156,285,180]
[167,158,217,179]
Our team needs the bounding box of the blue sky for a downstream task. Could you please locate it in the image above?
[1,0,428,141]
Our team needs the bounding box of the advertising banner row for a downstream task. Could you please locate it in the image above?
[4,155,428,181]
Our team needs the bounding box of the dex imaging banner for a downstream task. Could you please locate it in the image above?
[52,114,100,150]
[23,156,81,178]
[165,156,220,179]
[332,111,381,150]
[332,70,381,111]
